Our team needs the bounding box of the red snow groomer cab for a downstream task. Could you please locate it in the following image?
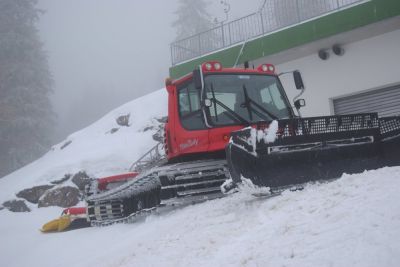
[163,61,296,161]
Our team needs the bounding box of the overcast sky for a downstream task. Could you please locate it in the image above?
[37,0,261,142]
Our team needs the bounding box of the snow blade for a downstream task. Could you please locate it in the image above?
[226,113,400,188]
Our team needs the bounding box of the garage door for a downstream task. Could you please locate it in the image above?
[333,85,400,117]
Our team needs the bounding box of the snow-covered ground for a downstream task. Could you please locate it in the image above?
[1,167,400,267]
[1,88,400,267]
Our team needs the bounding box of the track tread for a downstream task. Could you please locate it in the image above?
[87,159,229,225]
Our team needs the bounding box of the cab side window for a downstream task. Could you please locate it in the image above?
[178,82,206,130]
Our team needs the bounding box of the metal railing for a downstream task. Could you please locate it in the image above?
[129,142,166,172]
[170,0,367,65]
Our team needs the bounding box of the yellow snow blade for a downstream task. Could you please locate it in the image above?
[41,215,71,233]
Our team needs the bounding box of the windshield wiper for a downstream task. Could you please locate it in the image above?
[242,85,253,121]
[208,83,250,125]
[214,99,250,125]
[210,84,219,122]
[242,84,279,120]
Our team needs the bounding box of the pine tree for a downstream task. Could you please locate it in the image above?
[0,0,54,178]
[172,0,214,41]
[172,0,217,61]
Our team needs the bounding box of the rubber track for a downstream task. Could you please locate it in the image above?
[87,171,161,203]
[91,207,157,227]
[87,159,228,225]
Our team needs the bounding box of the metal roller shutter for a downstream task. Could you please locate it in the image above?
[333,85,400,117]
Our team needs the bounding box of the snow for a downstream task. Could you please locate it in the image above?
[257,119,279,143]
[248,120,279,155]
[1,88,400,266]
[1,167,400,267]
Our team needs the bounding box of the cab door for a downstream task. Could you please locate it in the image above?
[173,80,209,157]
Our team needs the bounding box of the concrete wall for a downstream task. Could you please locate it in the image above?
[277,29,400,117]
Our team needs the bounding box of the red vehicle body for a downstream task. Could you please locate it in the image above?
[97,172,139,191]
[164,61,292,161]
[61,207,87,216]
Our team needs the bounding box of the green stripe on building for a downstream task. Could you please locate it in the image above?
[169,0,400,79]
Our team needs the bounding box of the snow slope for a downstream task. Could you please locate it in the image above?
[0,167,400,267]
[0,89,167,204]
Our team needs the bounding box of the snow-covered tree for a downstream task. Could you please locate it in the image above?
[172,0,214,41]
[0,0,54,178]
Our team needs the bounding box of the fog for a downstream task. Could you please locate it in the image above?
[37,0,261,142]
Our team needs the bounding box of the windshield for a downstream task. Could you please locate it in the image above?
[204,74,292,126]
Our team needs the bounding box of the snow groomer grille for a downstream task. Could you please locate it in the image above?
[273,113,380,138]
[262,113,380,154]
[231,113,381,154]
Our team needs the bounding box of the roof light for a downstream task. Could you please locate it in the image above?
[201,61,223,72]
[257,63,276,73]
[262,65,268,72]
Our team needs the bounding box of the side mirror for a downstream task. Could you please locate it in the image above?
[294,99,306,110]
[193,69,203,90]
[293,71,304,90]
[204,98,212,107]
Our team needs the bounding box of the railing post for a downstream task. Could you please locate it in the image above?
[198,34,201,56]
[260,10,265,34]
[221,23,225,47]
[336,0,340,10]
[228,22,232,46]
[296,0,300,22]
[170,44,175,66]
